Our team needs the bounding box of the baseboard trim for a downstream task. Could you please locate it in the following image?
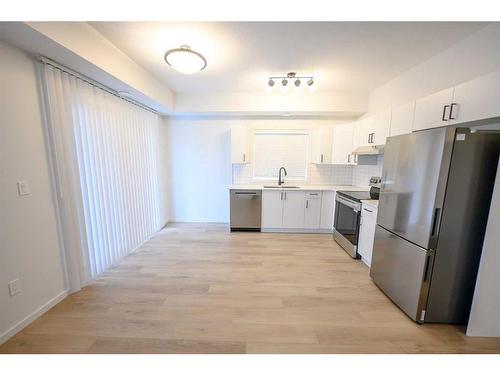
[0,289,68,345]
[168,218,229,224]
[262,228,333,234]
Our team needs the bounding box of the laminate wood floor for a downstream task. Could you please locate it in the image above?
[2,223,500,354]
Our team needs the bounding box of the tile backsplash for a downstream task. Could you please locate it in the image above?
[232,156,383,187]
[352,155,384,187]
[309,164,353,185]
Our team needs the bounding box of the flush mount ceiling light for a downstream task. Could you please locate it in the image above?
[164,45,207,74]
[267,72,314,91]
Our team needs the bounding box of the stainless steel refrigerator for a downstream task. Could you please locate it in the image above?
[371,127,500,324]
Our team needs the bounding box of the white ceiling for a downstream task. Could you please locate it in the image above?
[90,22,487,94]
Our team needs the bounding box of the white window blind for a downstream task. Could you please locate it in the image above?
[253,130,309,179]
[41,63,165,292]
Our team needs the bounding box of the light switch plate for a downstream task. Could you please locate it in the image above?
[17,181,30,196]
[8,279,21,296]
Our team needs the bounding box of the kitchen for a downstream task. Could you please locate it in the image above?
[1,19,500,360]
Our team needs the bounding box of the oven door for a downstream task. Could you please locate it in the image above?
[334,195,361,258]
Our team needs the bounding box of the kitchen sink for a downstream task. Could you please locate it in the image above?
[263,185,300,189]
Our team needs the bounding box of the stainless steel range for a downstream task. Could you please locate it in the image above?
[333,177,380,258]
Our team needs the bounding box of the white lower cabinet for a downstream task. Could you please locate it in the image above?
[320,191,335,230]
[357,202,378,267]
[282,191,306,229]
[262,190,328,231]
[304,192,321,229]
[261,190,284,228]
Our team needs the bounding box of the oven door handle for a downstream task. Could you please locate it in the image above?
[335,195,361,212]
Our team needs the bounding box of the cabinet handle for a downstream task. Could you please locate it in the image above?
[449,103,457,120]
[321,154,324,163]
[280,192,283,200]
[367,133,370,144]
[306,200,309,209]
[348,154,351,163]
[363,208,373,213]
[284,192,287,200]
[442,105,450,121]
[243,153,246,162]
[354,154,357,163]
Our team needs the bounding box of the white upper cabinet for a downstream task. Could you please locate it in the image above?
[282,190,306,229]
[261,190,284,228]
[311,126,333,164]
[357,110,391,147]
[370,110,391,145]
[358,117,373,148]
[230,125,251,164]
[449,70,500,125]
[332,123,356,165]
[389,101,415,137]
[413,87,455,131]
[304,192,322,229]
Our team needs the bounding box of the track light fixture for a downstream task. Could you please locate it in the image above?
[267,72,314,90]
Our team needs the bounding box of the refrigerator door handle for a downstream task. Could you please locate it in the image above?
[423,250,435,282]
[431,207,442,237]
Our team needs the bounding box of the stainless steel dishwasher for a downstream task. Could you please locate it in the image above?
[230,189,262,231]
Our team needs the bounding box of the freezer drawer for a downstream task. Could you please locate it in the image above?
[370,225,432,322]
[230,190,262,231]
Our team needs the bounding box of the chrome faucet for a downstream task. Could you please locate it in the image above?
[278,167,287,186]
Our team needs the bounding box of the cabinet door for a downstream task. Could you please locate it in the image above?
[390,101,415,137]
[320,191,335,230]
[262,190,283,228]
[358,117,373,147]
[413,87,454,131]
[304,192,322,229]
[282,191,305,229]
[358,205,377,267]
[332,123,354,165]
[230,125,250,164]
[371,110,391,145]
[311,126,333,164]
[450,70,500,125]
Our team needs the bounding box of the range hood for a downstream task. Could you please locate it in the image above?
[353,145,385,155]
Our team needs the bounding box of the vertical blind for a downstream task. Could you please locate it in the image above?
[41,63,164,292]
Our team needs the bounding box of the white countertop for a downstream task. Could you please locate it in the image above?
[228,184,369,192]
[361,199,379,208]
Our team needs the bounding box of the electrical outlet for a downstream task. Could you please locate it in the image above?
[8,279,21,296]
[17,181,30,196]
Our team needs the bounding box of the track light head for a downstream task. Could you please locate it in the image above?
[307,78,314,86]
[294,79,301,87]
[268,79,275,87]
[282,78,288,86]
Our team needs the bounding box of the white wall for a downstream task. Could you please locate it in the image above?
[368,23,500,113]
[467,157,500,337]
[174,91,368,117]
[165,117,233,223]
[0,41,67,343]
